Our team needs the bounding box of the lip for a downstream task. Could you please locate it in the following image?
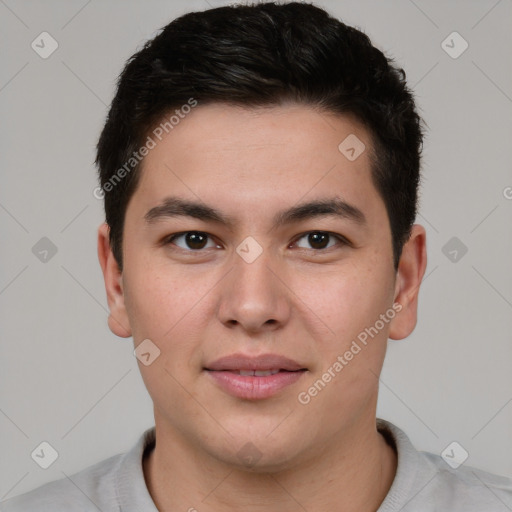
[204,353,307,400]
[205,353,305,372]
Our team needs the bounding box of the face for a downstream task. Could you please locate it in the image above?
[98,103,426,471]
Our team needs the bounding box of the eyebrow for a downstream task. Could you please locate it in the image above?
[144,196,367,229]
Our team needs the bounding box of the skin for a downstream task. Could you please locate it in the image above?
[98,103,427,512]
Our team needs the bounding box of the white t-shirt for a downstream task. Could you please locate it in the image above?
[1,419,511,511]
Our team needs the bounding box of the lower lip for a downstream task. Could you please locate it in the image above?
[205,370,306,400]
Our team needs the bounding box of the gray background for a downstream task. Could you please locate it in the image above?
[1,0,511,500]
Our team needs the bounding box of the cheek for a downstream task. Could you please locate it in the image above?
[122,248,200,333]
[298,265,394,415]
[122,269,204,401]
[122,271,171,340]
[299,259,393,342]
[122,264,214,367]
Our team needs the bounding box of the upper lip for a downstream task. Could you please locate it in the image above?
[204,353,306,372]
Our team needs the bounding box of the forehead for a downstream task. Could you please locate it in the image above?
[128,103,385,225]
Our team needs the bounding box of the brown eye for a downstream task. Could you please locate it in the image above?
[185,232,208,249]
[167,231,217,251]
[294,231,345,250]
[308,232,329,249]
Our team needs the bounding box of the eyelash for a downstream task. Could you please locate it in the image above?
[164,231,350,253]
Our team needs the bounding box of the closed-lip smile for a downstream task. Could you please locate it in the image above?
[204,353,307,400]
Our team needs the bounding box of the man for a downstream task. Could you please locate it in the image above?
[2,2,511,511]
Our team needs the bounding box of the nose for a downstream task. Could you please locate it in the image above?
[217,246,291,333]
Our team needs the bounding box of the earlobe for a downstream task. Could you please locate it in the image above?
[97,223,132,338]
[388,224,427,341]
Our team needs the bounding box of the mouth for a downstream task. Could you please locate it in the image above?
[232,369,281,376]
[204,354,307,400]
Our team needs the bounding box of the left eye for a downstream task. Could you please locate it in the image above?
[293,231,344,250]
[167,231,219,251]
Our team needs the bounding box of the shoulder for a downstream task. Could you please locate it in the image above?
[420,451,512,510]
[377,419,512,511]
[0,427,157,512]
[0,453,123,512]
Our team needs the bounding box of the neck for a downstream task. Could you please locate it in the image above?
[143,412,397,512]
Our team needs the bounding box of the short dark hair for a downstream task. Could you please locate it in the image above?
[96,1,423,272]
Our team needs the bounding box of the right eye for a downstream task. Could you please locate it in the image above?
[165,231,221,251]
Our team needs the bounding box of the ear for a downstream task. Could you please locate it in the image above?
[97,222,132,338]
[388,224,427,340]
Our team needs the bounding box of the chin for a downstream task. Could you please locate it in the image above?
[208,428,308,474]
